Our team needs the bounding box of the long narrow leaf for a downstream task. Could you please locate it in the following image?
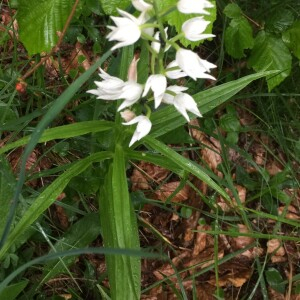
[0,120,113,155]
[144,136,231,202]
[151,71,279,137]
[99,144,141,300]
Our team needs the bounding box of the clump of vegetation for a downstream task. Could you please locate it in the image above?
[0,0,299,299]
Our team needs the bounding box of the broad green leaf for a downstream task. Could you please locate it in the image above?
[282,20,300,60]
[248,31,292,91]
[225,17,254,58]
[86,0,103,15]
[0,120,114,155]
[0,156,16,237]
[99,144,140,300]
[266,8,295,33]
[0,151,113,260]
[42,213,101,282]
[100,0,131,15]
[150,71,278,137]
[265,268,286,294]
[158,0,216,49]
[0,280,28,300]
[17,0,75,54]
[223,3,242,19]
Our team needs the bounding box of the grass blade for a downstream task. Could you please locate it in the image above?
[0,151,113,260]
[0,49,112,249]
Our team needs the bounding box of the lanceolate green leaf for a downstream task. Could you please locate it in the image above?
[0,120,114,155]
[17,0,75,54]
[144,136,231,202]
[99,144,140,300]
[42,213,101,283]
[151,71,278,137]
[0,151,113,260]
[248,31,292,91]
[0,157,16,238]
[0,280,29,300]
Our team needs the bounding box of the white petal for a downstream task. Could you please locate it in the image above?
[107,10,141,50]
[87,89,100,96]
[176,48,216,81]
[162,85,188,104]
[173,93,202,122]
[122,115,144,126]
[132,0,152,12]
[151,31,161,53]
[165,60,187,79]
[177,0,213,15]
[123,115,152,147]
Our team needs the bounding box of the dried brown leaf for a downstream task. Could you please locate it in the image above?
[267,239,286,257]
[217,185,246,211]
[131,161,170,191]
[192,225,210,256]
[208,269,252,287]
[232,224,254,249]
[278,205,300,220]
[154,182,189,202]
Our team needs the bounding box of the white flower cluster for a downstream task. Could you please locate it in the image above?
[87,0,216,147]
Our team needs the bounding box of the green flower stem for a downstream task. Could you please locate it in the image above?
[145,104,152,119]
[152,0,168,74]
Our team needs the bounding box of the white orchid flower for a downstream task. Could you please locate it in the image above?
[142,74,167,108]
[123,115,152,146]
[117,81,143,111]
[173,93,202,122]
[87,65,143,111]
[165,60,187,79]
[87,68,124,100]
[176,48,216,81]
[182,17,215,41]
[132,0,152,12]
[107,9,145,51]
[162,85,188,104]
[177,0,214,15]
